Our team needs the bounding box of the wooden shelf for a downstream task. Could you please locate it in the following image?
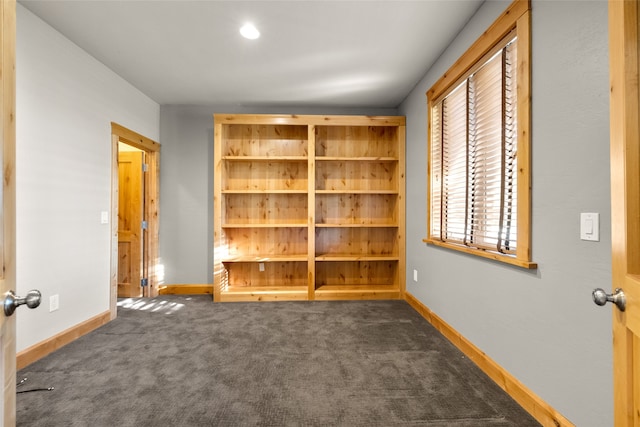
[222,189,308,194]
[221,228,308,262]
[222,157,307,192]
[315,223,397,228]
[315,255,399,261]
[315,159,398,193]
[316,193,398,226]
[315,190,399,194]
[222,223,308,228]
[214,114,406,302]
[223,156,308,161]
[315,156,397,162]
[222,255,307,263]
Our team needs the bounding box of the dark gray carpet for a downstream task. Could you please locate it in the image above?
[17,295,541,426]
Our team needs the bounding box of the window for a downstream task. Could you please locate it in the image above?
[425,0,535,269]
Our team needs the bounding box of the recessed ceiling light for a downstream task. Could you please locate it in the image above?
[240,23,260,40]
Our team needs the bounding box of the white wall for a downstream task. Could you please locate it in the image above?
[15,4,160,352]
[399,1,611,426]
[159,105,397,285]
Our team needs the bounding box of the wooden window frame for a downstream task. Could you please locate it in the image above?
[424,0,536,269]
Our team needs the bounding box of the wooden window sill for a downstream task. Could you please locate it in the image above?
[423,238,537,269]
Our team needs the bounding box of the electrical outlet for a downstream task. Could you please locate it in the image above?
[413,269,418,282]
[259,263,265,272]
[49,294,59,312]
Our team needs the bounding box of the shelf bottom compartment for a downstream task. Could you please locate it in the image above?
[216,259,402,302]
[314,260,400,300]
[218,261,308,302]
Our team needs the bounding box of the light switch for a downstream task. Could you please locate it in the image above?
[585,219,593,234]
[580,213,599,241]
[100,211,109,224]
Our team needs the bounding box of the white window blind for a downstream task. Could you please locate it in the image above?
[430,37,517,255]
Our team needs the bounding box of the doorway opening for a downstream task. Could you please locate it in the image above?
[110,123,161,318]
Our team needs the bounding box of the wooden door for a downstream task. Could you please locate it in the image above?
[0,0,17,423]
[609,1,640,425]
[118,151,144,298]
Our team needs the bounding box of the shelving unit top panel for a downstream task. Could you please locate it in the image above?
[214,114,405,127]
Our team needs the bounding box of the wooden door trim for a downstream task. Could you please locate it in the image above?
[1,0,17,423]
[112,122,160,153]
[110,123,160,318]
[609,1,640,426]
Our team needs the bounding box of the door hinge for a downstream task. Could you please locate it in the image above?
[141,278,149,287]
[142,163,149,172]
[141,220,148,230]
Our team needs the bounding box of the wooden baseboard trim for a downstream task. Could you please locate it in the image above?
[404,292,574,427]
[17,310,111,370]
[159,284,213,295]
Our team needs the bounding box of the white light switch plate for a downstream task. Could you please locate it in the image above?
[580,212,599,241]
[50,294,59,312]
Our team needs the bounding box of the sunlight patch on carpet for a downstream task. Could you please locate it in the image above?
[117,298,185,314]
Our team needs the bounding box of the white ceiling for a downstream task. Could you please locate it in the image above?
[19,0,485,108]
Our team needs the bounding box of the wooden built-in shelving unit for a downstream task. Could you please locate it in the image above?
[213,114,405,302]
